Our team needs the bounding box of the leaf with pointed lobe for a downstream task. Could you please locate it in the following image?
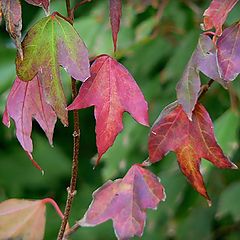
[0,199,46,240]
[177,34,224,120]
[0,4,2,24]
[68,55,149,163]
[148,102,236,201]
[16,13,90,126]
[109,0,122,52]
[25,0,50,13]
[79,164,165,240]
[217,22,240,81]
[2,76,57,164]
[203,0,238,36]
[1,0,23,58]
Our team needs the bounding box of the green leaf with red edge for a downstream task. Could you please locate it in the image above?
[177,34,225,120]
[68,55,149,163]
[2,76,57,170]
[25,0,50,13]
[16,13,90,126]
[109,0,122,52]
[1,0,23,58]
[217,22,240,81]
[148,102,237,202]
[203,0,239,36]
[0,198,65,240]
[78,164,165,240]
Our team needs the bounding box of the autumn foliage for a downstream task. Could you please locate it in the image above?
[0,0,240,239]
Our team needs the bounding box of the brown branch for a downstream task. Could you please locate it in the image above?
[73,0,92,13]
[63,222,81,239]
[198,79,214,100]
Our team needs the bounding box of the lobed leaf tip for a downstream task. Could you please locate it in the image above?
[207,199,212,207]
[231,163,238,170]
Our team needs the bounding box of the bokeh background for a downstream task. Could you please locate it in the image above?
[0,0,240,239]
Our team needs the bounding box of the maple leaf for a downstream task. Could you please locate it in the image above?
[0,198,64,240]
[25,0,50,13]
[1,0,23,58]
[16,13,90,126]
[217,22,240,81]
[2,76,57,167]
[177,34,224,120]
[78,164,165,240]
[148,102,237,201]
[68,55,149,163]
[109,0,122,52]
[203,0,238,36]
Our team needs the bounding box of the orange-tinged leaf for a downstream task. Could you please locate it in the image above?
[79,164,165,239]
[148,102,237,201]
[68,55,149,163]
[0,199,46,240]
[1,0,23,58]
[203,0,239,36]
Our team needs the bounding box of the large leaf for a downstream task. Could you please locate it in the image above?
[148,102,236,201]
[1,0,23,58]
[109,0,122,52]
[203,0,239,36]
[25,0,50,13]
[68,55,149,163]
[78,164,165,240]
[217,22,240,81]
[2,76,57,161]
[16,13,90,126]
[177,34,224,119]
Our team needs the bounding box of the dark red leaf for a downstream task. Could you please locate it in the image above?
[2,76,57,163]
[203,0,238,36]
[79,164,165,239]
[25,0,50,13]
[177,34,224,120]
[1,0,23,58]
[148,102,236,201]
[68,55,149,163]
[109,0,122,52]
[217,22,240,81]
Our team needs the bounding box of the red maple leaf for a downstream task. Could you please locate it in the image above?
[2,76,57,170]
[148,102,237,202]
[203,0,239,36]
[109,0,122,52]
[78,164,165,240]
[68,55,149,163]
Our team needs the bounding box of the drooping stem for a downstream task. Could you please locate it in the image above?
[57,1,81,239]
[198,79,214,100]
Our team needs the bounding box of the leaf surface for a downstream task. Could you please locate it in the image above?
[217,22,240,81]
[3,76,57,159]
[1,0,23,58]
[16,14,90,126]
[0,199,46,240]
[203,0,238,36]
[68,55,149,162]
[148,102,236,201]
[25,0,50,12]
[109,0,122,52]
[79,164,165,240]
[177,34,224,119]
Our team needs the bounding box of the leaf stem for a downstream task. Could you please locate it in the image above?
[73,0,92,13]
[198,79,214,100]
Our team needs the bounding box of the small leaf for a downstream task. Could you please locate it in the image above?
[148,102,236,201]
[16,13,90,126]
[0,199,46,240]
[25,0,50,13]
[68,55,149,163]
[217,22,240,81]
[203,0,238,36]
[79,164,165,240]
[177,34,223,119]
[109,0,122,52]
[1,0,23,58]
[2,76,57,162]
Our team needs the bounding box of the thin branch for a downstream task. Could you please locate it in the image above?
[65,0,71,18]
[198,79,214,100]
[73,0,92,13]
[63,222,81,239]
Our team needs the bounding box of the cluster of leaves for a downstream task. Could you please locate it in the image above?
[0,0,240,239]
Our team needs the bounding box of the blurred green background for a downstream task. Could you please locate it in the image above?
[0,0,240,239]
